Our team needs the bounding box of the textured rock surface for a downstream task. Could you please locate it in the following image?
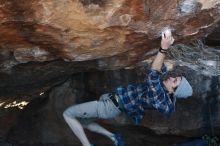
[206,24,220,46]
[0,0,219,96]
[0,0,220,96]
[0,0,220,64]
[0,0,220,145]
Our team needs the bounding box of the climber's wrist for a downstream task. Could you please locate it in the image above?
[159,47,167,54]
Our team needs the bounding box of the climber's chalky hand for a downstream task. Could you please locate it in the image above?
[161,29,174,50]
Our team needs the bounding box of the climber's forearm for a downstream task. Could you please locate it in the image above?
[151,51,166,72]
[151,28,174,71]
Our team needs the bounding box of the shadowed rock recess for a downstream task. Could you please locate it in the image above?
[0,0,220,145]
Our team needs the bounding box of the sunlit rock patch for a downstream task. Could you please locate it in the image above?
[2,101,29,110]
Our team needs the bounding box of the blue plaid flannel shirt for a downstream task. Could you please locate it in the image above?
[115,64,175,125]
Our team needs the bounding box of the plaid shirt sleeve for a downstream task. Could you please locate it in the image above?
[146,64,175,115]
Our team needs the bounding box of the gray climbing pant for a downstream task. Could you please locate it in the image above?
[63,93,121,125]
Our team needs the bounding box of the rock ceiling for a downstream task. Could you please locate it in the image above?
[0,0,220,63]
[0,0,220,96]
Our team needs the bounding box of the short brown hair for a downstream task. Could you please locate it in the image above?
[161,68,184,81]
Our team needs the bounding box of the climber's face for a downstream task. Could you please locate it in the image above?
[163,76,182,95]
